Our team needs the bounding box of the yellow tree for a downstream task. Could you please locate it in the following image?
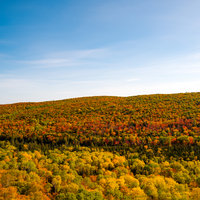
[122,174,139,188]
[190,188,200,200]
[0,184,21,200]
[65,183,79,194]
[129,187,147,200]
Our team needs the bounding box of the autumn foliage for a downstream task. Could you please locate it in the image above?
[0,92,200,199]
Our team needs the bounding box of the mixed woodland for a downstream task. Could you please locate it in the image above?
[1,92,200,199]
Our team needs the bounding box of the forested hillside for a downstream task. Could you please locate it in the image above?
[1,92,200,199]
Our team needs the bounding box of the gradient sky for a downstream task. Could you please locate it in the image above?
[1,0,200,104]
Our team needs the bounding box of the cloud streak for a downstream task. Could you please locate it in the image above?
[9,48,111,69]
[127,79,140,82]
[18,59,82,68]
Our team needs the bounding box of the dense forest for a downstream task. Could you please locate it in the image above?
[1,92,200,199]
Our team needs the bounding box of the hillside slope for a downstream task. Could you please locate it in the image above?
[0,93,200,155]
[1,92,200,199]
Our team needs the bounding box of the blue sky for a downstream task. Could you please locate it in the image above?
[1,0,200,104]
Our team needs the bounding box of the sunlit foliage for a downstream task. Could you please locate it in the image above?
[0,92,200,199]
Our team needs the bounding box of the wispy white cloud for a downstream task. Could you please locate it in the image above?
[18,59,82,68]
[0,78,34,89]
[12,48,110,69]
[21,59,69,64]
[48,48,110,60]
[126,79,140,82]
[1,41,200,104]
